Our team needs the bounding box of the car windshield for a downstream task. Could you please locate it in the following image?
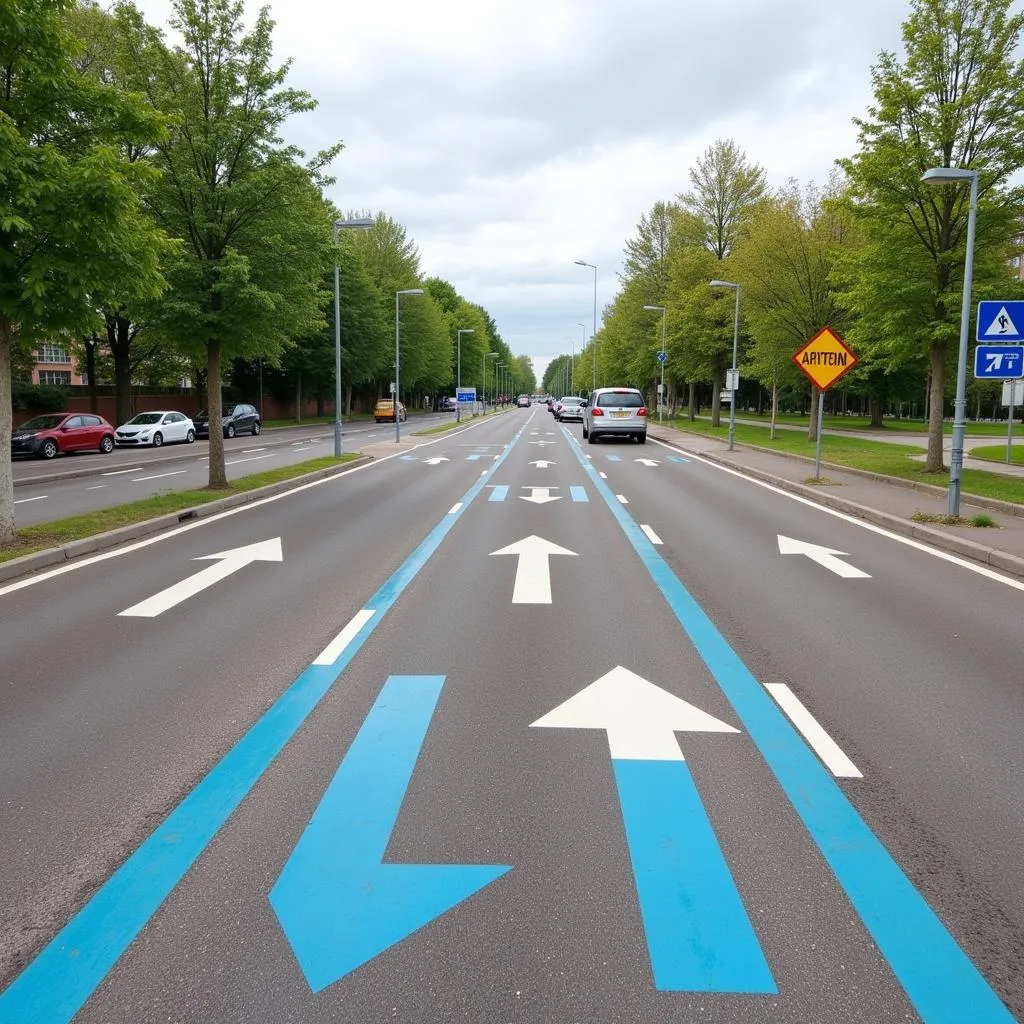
[597,392,643,408]
[127,413,163,425]
[17,415,66,430]
[223,405,238,415]
[561,398,583,406]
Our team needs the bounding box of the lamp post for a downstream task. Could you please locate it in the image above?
[456,328,474,423]
[643,305,667,423]
[574,261,598,389]
[494,360,502,407]
[921,166,980,517]
[394,288,424,442]
[710,280,740,451]
[484,351,498,410]
[570,341,575,394]
[332,216,374,457]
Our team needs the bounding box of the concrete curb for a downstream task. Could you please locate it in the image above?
[0,455,371,585]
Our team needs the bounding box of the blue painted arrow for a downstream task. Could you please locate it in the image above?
[270,675,510,992]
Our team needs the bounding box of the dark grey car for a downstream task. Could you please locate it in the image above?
[193,403,261,438]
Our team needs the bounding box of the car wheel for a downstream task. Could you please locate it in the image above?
[252,420,261,435]
[582,425,588,439]
[152,432,163,447]
[588,432,598,445]
[637,433,647,444]
[99,435,115,454]
[39,438,59,459]
[186,429,196,443]
[226,424,236,438]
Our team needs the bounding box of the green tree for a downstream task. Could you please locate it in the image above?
[839,0,1024,472]
[0,0,164,542]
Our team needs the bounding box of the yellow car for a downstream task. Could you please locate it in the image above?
[374,399,407,423]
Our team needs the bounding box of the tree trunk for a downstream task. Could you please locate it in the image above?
[688,381,696,421]
[710,370,722,427]
[108,313,133,426]
[344,382,352,419]
[807,384,819,441]
[0,316,16,543]
[206,339,228,488]
[925,342,947,472]
[84,338,99,413]
[295,370,302,423]
[868,394,884,427]
[770,382,779,440]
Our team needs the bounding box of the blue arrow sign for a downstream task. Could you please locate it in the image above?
[270,675,510,993]
[977,300,1024,341]
[974,344,1024,380]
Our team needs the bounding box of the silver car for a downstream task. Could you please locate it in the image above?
[554,396,585,422]
[582,387,647,444]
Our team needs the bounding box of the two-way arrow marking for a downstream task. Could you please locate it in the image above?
[531,667,775,994]
[778,535,870,578]
[270,675,510,993]
[423,457,450,466]
[490,534,577,603]
[119,538,283,618]
[520,486,560,505]
[634,458,659,467]
[529,460,555,468]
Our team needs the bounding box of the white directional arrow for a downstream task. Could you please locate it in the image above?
[423,457,450,465]
[119,538,284,618]
[531,666,738,760]
[635,458,659,467]
[528,441,556,446]
[529,460,555,469]
[777,535,871,578]
[490,534,577,603]
[520,486,561,505]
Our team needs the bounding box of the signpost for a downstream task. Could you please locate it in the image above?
[456,387,476,418]
[974,305,1024,467]
[791,327,858,479]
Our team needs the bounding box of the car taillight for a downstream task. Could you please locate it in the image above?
[637,407,647,417]
[591,408,604,416]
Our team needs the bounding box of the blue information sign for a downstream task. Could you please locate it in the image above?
[976,300,1024,342]
[974,344,1024,379]
[456,387,476,402]
[657,351,667,364]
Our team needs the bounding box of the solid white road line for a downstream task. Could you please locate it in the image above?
[766,683,862,778]
[132,470,187,483]
[640,525,663,545]
[14,495,47,504]
[314,608,376,666]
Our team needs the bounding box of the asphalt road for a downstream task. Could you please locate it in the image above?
[0,407,1020,1023]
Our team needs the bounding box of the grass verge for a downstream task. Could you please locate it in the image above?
[731,412,1024,437]
[1,454,359,565]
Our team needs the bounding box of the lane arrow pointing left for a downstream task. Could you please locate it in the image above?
[490,534,577,603]
[119,538,283,618]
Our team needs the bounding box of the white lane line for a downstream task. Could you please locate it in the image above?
[132,470,187,482]
[86,485,107,491]
[480,469,488,476]
[14,495,47,504]
[599,471,608,479]
[448,502,463,514]
[102,467,144,476]
[242,447,267,454]
[313,608,375,666]
[616,494,629,504]
[226,454,275,466]
[640,525,663,545]
[766,683,862,778]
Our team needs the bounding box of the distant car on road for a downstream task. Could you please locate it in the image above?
[582,387,647,444]
[517,395,531,408]
[554,396,585,422]
[439,397,457,412]
[374,399,407,423]
[10,413,116,459]
[193,404,261,438]
[115,411,196,447]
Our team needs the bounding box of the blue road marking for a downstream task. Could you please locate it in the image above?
[270,675,510,992]
[606,455,622,462]
[0,422,533,1024]
[568,442,1016,1021]
[668,456,689,463]
[570,486,588,503]
[489,485,509,502]
[614,759,775,993]
[466,453,484,461]
[400,455,418,461]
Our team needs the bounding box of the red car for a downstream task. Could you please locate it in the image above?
[11,413,116,459]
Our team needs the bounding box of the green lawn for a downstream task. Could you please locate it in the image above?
[733,411,1024,436]
[968,444,1024,466]
[1,454,359,565]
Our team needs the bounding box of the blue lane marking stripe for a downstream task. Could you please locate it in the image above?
[606,455,622,462]
[614,759,775,993]
[668,455,689,463]
[570,486,588,503]
[0,423,532,1024]
[400,455,418,461]
[568,443,1015,1022]
[466,453,483,461]
[489,486,509,502]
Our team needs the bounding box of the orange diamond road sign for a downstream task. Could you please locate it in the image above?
[792,326,857,390]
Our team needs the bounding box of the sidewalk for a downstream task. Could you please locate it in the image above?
[648,426,1024,581]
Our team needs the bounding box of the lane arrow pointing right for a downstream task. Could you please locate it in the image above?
[778,535,871,578]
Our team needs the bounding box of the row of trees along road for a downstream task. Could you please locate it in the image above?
[563,0,1024,475]
[0,0,535,546]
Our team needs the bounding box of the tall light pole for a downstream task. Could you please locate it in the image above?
[643,305,667,424]
[709,280,740,451]
[394,288,424,442]
[455,328,474,423]
[574,261,598,389]
[921,166,980,517]
[332,216,374,456]
[484,351,498,410]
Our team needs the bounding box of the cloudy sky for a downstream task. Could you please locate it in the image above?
[134,0,910,382]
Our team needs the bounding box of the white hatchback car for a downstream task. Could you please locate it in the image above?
[115,411,196,447]
[582,387,647,444]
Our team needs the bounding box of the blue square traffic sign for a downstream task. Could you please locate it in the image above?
[974,344,1024,379]
[657,350,667,363]
[976,300,1024,341]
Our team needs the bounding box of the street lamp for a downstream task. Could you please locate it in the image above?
[643,305,667,424]
[394,288,424,442]
[921,165,980,517]
[710,280,740,451]
[484,351,498,409]
[332,216,374,457]
[575,261,598,389]
[456,328,474,423]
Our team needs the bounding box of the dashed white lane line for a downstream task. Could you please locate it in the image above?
[226,454,275,466]
[242,447,267,454]
[314,608,375,666]
[86,485,107,491]
[132,470,187,483]
[640,525,663,545]
[102,467,143,476]
[766,683,862,778]
[448,502,463,514]
[599,471,607,479]
[14,495,47,504]
[616,494,629,504]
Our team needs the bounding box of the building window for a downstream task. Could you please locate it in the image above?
[38,370,72,386]
[79,372,89,385]
[38,344,71,364]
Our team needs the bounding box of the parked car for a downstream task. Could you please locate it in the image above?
[10,413,116,459]
[582,387,647,444]
[115,411,196,447]
[374,398,407,423]
[439,397,457,411]
[193,404,261,438]
[517,395,531,408]
[554,396,585,422]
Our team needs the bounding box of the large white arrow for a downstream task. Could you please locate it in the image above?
[531,665,737,760]
[777,535,871,578]
[529,460,555,469]
[520,486,560,504]
[490,534,577,603]
[635,458,659,467]
[119,538,284,617]
[423,457,449,465]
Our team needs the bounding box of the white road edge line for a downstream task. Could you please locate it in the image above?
[640,524,663,545]
[313,608,375,665]
[648,436,1024,593]
[765,683,862,778]
[132,470,187,483]
[14,495,47,504]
